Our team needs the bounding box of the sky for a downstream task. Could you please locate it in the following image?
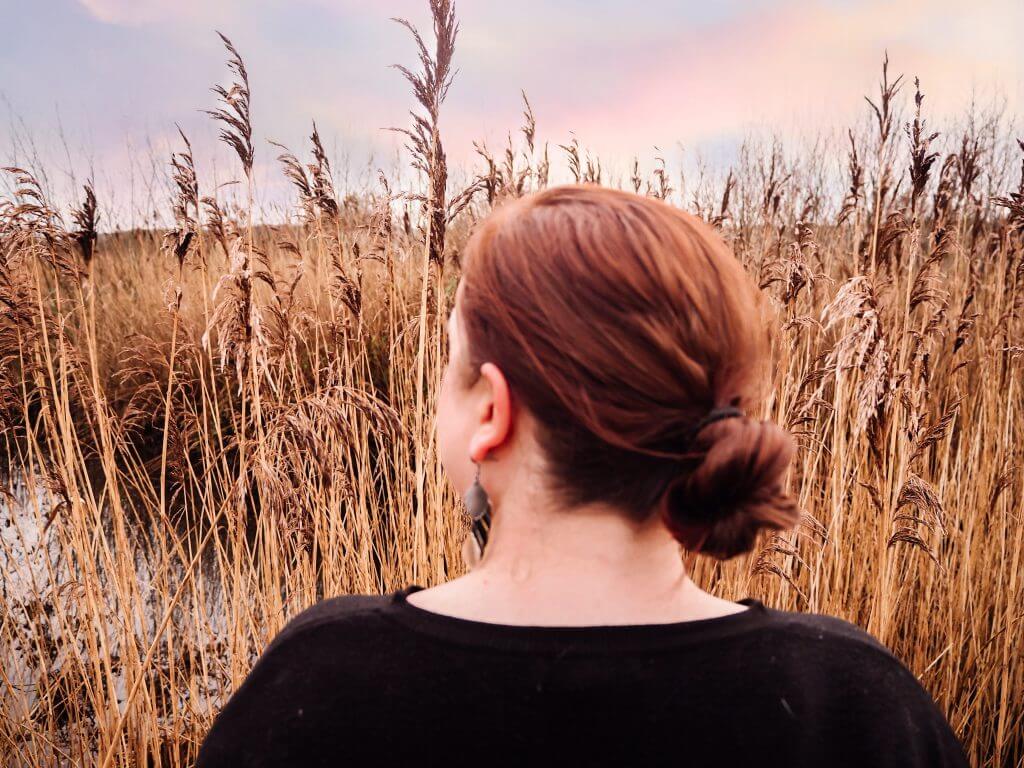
[1,0,1020,227]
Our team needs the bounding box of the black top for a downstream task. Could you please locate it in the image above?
[196,584,969,767]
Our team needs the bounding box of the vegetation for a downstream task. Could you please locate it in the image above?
[1,3,1021,765]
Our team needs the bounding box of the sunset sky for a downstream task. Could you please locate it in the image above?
[1,0,1020,224]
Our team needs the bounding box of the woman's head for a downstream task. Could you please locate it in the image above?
[436,184,798,560]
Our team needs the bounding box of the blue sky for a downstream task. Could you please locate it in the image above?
[1,0,1020,226]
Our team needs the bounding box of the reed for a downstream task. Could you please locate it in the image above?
[0,8,1020,767]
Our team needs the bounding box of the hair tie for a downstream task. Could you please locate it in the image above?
[683,406,744,449]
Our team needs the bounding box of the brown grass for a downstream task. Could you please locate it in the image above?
[0,10,1022,768]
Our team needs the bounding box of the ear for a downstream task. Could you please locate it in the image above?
[468,362,513,462]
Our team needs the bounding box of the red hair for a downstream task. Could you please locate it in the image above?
[458,184,798,559]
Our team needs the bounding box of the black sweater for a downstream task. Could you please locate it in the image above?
[196,584,969,767]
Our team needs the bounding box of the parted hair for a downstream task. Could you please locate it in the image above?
[457,184,799,560]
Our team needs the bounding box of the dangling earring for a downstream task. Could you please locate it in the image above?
[461,458,492,569]
[463,459,491,522]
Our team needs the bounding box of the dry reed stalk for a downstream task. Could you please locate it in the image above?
[864,51,905,273]
[0,28,1021,768]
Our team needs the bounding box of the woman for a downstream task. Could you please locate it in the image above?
[197,185,968,767]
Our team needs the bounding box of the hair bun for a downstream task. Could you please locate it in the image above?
[661,417,799,560]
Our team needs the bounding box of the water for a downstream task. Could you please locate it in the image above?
[1,477,239,762]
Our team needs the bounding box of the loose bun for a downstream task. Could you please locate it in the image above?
[661,417,799,560]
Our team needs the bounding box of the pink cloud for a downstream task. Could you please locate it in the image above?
[526,0,1020,159]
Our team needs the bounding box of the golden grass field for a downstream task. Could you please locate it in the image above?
[1,5,1022,766]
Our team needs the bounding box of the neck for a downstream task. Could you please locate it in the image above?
[459,481,703,621]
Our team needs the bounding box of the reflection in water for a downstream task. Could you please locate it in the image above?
[0,475,239,760]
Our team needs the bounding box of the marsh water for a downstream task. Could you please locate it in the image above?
[1,478,239,752]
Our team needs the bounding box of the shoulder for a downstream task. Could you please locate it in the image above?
[757,603,895,657]
[745,604,968,765]
[229,592,397,693]
[743,603,942,718]
[752,603,920,688]
[264,592,392,654]
[196,592,398,767]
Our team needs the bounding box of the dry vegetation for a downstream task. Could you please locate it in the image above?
[1,2,1022,765]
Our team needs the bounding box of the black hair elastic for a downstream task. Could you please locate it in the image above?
[683,405,744,448]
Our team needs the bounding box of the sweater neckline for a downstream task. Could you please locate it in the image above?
[386,584,770,653]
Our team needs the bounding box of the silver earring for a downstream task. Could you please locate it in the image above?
[464,459,491,521]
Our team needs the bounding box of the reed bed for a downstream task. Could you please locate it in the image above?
[1,6,1022,766]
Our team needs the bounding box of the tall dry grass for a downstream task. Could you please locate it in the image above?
[1,7,1022,766]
